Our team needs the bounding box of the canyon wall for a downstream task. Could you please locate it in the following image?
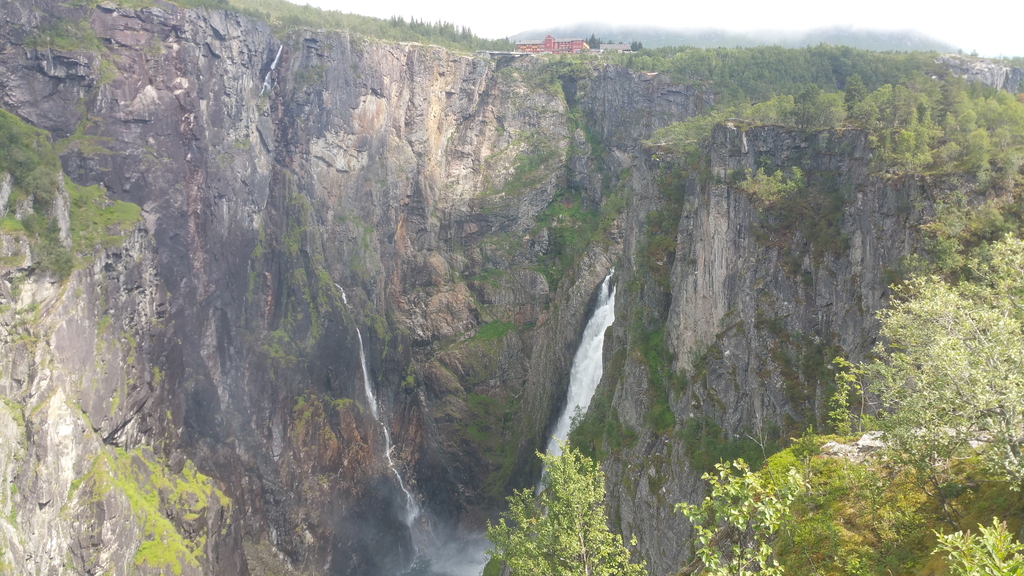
[0,1,703,571]
[0,1,1014,573]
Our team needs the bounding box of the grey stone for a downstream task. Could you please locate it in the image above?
[0,173,11,220]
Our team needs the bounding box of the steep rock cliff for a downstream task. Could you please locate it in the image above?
[0,207,244,574]
[0,0,710,572]
[0,1,1013,574]
[595,123,952,573]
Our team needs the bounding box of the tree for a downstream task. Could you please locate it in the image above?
[792,85,846,130]
[935,518,1024,576]
[486,444,646,576]
[677,459,804,576]
[857,236,1024,524]
[748,94,795,125]
[828,357,864,435]
[844,74,867,112]
[738,167,804,206]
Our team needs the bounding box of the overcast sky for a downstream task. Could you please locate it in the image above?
[294,0,1023,57]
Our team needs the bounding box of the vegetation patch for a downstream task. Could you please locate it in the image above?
[611,44,943,105]
[594,161,690,445]
[454,391,521,503]
[679,417,781,474]
[761,436,1023,576]
[290,393,349,454]
[261,329,298,378]
[293,63,326,91]
[67,178,142,252]
[487,445,646,576]
[632,163,689,298]
[439,338,499,388]
[754,311,842,430]
[0,397,26,430]
[248,185,343,364]
[173,0,512,51]
[471,320,514,342]
[0,109,140,279]
[0,109,61,211]
[76,448,231,576]
[739,164,850,267]
[55,116,114,156]
[466,268,509,288]
[24,19,105,53]
[649,56,1024,279]
[531,187,623,288]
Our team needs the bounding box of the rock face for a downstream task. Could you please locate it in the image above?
[666,125,910,429]
[598,123,934,573]
[938,54,1024,93]
[0,1,705,571]
[0,219,243,575]
[0,2,1013,575]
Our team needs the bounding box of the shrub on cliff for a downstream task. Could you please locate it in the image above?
[486,444,646,576]
[936,518,1024,576]
[851,236,1024,527]
[678,458,804,576]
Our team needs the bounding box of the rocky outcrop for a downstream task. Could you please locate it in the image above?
[666,124,910,421]
[938,54,1024,93]
[595,122,940,573]
[0,216,243,574]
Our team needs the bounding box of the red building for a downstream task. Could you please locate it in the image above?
[515,35,589,54]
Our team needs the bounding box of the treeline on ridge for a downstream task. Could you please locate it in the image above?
[171,0,514,51]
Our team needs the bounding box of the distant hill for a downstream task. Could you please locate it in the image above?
[509,25,959,53]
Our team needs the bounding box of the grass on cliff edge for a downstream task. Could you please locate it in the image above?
[67,177,142,253]
[169,0,512,51]
[747,435,1024,576]
[25,1,511,64]
[0,109,60,211]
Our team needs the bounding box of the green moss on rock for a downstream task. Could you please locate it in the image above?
[73,448,232,575]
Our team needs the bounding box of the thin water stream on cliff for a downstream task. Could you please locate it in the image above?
[356,327,420,526]
[352,294,488,575]
[358,324,491,575]
[547,270,616,458]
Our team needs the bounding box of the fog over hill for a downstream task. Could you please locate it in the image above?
[510,24,959,52]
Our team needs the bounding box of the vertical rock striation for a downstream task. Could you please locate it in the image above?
[0,1,706,571]
[0,1,1009,574]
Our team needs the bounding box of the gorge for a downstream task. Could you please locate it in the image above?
[0,0,1022,574]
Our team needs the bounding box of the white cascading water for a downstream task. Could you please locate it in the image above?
[546,270,616,458]
[356,328,420,526]
[339,283,501,575]
[260,45,283,95]
[334,283,349,307]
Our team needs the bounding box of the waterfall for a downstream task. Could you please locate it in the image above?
[546,270,616,458]
[356,328,420,526]
[260,45,283,95]
[344,283,489,575]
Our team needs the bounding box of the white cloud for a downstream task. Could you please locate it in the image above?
[297,0,1024,57]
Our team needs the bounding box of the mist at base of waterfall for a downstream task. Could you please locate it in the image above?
[399,533,491,576]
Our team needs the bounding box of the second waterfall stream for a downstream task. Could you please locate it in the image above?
[546,270,617,459]
[356,328,420,526]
